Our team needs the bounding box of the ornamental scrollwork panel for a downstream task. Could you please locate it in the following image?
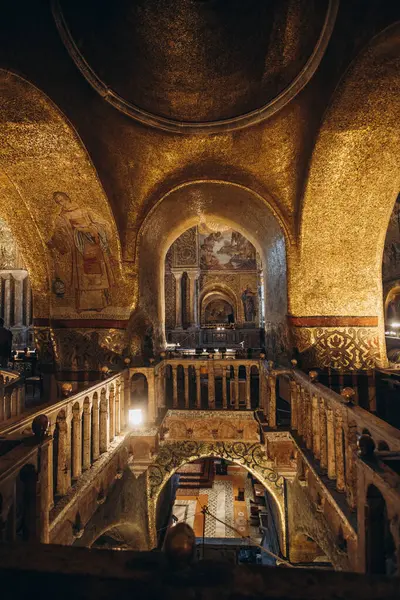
[147,440,284,500]
[292,326,380,370]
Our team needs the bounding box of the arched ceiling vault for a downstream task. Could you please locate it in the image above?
[136,180,288,346]
[0,70,121,318]
[293,24,400,321]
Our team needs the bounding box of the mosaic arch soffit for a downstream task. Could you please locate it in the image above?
[299,23,400,258]
[146,440,286,548]
[0,69,122,265]
[136,180,294,262]
[52,0,339,134]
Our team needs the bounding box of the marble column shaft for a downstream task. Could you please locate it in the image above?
[72,409,82,479]
[326,407,336,479]
[222,367,228,409]
[184,366,189,408]
[245,366,251,409]
[311,394,320,459]
[56,417,70,496]
[83,403,92,471]
[334,411,346,492]
[195,366,201,409]
[92,398,100,461]
[109,390,115,442]
[172,365,178,408]
[268,375,276,428]
[234,366,240,410]
[208,361,215,409]
[173,272,183,329]
[319,399,327,471]
[99,395,109,454]
[290,380,298,430]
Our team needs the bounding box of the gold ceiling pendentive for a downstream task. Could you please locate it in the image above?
[51,0,339,135]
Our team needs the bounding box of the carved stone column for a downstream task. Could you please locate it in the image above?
[99,392,109,454]
[268,375,276,428]
[245,365,251,409]
[3,276,11,328]
[82,401,92,471]
[297,385,304,437]
[56,414,70,496]
[172,365,178,408]
[109,388,115,442]
[72,405,82,479]
[25,276,32,326]
[319,399,327,471]
[39,437,52,543]
[48,422,56,510]
[311,394,320,459]
[334,410,345,492]
[10,389,18,418]
[345,420,358,510]
[147,371,156,423]
[115,381,121,435]
[92,396,100,461]
[208,360,215,409]
[222,366,228,409]
[195,366,201,409]
[234,365,240,410]
[184,365,189,408]
[187,271,199,327]
[173,271,183,329]
[305,392,313,450]
[326,407,336,479]
[13,272,26,327]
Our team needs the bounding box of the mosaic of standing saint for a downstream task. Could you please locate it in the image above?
[48,192,115,313]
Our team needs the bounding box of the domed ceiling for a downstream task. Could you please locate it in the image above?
[54,0,336,130]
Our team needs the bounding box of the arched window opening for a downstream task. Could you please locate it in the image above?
[130,373,149,419]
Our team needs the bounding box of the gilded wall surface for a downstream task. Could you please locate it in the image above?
[0,3,398,369]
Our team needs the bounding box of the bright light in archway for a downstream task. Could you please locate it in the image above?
[129,409,143,427]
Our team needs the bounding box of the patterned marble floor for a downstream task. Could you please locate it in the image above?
[172,464,253,538]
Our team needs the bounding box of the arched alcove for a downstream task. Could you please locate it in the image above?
[137,181,289,359]
[146,440,286,551]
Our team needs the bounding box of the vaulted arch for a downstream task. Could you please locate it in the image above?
[291,25,400,368]
[0,69,122,321]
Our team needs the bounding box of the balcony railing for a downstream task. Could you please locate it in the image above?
[0,368,25,423]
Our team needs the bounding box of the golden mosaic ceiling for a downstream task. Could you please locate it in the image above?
[55,0,334,128]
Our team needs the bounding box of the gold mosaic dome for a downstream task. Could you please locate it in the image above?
[53,0,337,131]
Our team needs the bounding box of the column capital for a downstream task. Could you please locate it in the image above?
[186,269,200,280]
[171,269,184,280]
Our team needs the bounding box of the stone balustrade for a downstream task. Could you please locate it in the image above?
[265,366,400,514]
[148,358,263,414]
[0,369,25,423]
[0,371,128,544]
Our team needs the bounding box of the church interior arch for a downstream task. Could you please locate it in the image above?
[138,180,289,357]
